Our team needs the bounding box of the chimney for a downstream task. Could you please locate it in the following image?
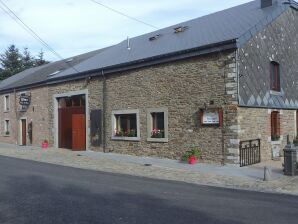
[260,0,276,8]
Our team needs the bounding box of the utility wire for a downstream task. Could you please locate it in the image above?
[0,0,79,72]
[89,0,159,30]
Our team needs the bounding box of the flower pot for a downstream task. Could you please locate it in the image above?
[188,156,197,165]
[42,142,48,149]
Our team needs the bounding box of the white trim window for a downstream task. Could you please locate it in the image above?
[4,119,10,136]
[147,108,168,142]
[4,95,10,112]
[112,109,140,141]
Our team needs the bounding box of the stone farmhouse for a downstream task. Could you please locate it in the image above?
[0,0,298,165]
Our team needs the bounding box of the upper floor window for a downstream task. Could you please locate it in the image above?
[4,95,10,111]
[270,61,280,92]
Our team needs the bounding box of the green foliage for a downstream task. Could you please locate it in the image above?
[293,136,298,146]
[181,147,201,161]
[0,45,49,80]
[271,135,280,141]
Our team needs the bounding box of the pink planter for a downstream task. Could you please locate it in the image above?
[42,142,48,149]
[188,156,197,165]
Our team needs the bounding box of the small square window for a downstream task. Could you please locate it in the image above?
[147,108,168,142]
[112,109,140,141]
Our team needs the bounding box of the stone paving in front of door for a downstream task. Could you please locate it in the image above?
[0,142,297,195]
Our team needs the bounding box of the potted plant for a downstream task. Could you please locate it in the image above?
[5,131,10,136]
[151,129,164,138]
[181,147,201,165]
[42,139,48,149]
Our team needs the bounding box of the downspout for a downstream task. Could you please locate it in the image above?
[101,70,107,153]
[236,49,240,105]
[14,89,18,145]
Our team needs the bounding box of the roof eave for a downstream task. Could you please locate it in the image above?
[47,39,237,85]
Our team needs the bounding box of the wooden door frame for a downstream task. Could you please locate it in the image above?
[19,117,27,146]
[53,90,89,150]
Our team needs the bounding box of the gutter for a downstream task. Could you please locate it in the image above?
[101,70,107,153]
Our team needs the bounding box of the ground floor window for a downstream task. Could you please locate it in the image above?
[271,111,280,141]
[147,108,168,142]
[4,119,10,136]
[112,110,140,140]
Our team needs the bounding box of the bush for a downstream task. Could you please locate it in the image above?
[293,136,298,146]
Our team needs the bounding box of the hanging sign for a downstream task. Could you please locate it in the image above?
[202,110,219,124]
[19,94,31,106]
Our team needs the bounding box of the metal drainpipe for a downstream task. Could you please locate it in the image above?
[14,89,18,145]
[101,70,107,153]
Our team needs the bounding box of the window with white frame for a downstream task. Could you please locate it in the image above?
[112,109,140,140]
[147,108,168,142]
[4,119,10,135]
[4,95,10,111]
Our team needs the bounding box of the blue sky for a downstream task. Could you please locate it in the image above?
[0,0,251,61]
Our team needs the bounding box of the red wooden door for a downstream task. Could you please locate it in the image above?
[72,114,86,151]
[21,119,26,145]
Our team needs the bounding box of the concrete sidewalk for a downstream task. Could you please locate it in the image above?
[0,142,297,195]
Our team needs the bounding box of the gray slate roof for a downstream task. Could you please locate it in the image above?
[50,0,296,80]
[0,48,109,92]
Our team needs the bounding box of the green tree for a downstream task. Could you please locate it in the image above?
[22,47,35,70]
[0,44,23,80]
[0,45,49,80]
[35,49,48,66]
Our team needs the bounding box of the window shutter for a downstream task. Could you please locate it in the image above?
[276,112,281,136]
[90,109,102,146]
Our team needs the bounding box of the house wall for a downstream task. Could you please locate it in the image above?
[48,50,239,163]
[238,8,298,108]
[237,107,295,161]
[236,8,298,160]
[0,87,49,146]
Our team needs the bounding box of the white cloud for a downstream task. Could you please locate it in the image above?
[0,0,251,61]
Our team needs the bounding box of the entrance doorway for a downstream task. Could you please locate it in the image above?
[58,95,86,151]
[20,119,27,145]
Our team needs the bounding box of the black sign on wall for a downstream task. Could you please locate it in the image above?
[90,109,102,146]
[19,95,31,106]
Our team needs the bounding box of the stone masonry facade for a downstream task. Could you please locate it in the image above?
[48,50,239,163]
[235,8,298,160]
[0,87,49,146]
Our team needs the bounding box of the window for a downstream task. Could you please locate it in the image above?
[270,61,280,92]
[147,108,168,142]
[112,109,140,140]
[4,119,10,136]
[4,95,10,111]
[271,111,280,141]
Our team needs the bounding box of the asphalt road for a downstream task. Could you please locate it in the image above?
[0,156,297,224]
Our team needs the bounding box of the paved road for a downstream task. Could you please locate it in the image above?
[0,156,297,224]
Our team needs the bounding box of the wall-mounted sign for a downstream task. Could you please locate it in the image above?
[202,111,220,124]
[19,94,31,106]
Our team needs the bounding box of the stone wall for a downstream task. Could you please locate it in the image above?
[48,50,239,163]
[236,7,298,161]
[237,107,295,161]
[0,87,49,146]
